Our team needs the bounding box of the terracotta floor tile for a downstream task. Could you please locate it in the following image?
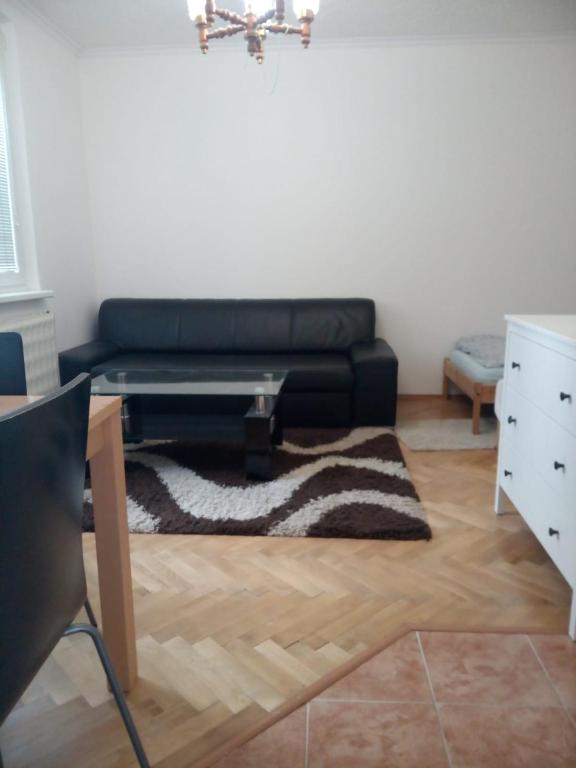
[318,632,431,703]
[307,701,448,768]
[530,635,576,710]
[211,707,306,768]
[441,705,576,768]
[420,631,558,706]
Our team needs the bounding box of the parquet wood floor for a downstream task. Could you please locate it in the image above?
[1,398,571,767]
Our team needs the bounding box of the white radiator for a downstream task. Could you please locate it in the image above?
[0,311,60,394]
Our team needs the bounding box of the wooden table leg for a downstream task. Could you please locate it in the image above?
[442,358,450,399]
[472,385,482,435]
[89,410,137,691]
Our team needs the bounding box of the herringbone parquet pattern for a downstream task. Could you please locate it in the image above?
[0,399,571,767]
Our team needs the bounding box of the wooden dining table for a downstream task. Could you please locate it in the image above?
[0,394,137,692]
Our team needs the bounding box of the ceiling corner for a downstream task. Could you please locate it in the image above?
[7,0,83,53]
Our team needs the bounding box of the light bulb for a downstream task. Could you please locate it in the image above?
[244,0,275,15]
[293,0,320,17]
[187,0,207,20]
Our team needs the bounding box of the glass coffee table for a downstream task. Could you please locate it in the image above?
[91,369,287,480]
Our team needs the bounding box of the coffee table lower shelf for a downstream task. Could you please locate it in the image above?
[120,398,283,481]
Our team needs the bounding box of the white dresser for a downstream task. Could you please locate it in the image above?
[496,315,576,639]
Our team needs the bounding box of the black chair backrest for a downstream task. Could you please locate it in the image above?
[0,375,91,725]
[0,332,27,395]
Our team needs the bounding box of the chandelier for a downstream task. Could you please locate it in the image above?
[187,1,321,64]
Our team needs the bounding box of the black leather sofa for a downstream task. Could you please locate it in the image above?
[59,298,398,428]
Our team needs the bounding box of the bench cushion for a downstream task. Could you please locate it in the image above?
[449,348,504,385]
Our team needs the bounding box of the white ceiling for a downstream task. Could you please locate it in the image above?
[20,0,576,50]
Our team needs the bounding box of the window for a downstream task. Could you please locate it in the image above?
[0,23,38,295]
[0,63,19,285]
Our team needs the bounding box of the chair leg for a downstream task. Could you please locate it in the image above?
[64,624,150,768]
[84,598,98,628]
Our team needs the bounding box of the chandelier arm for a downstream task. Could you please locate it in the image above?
[213,8,246,26]
[205,0,215,24]
[255,33,264,64]
[299,12,315,48]
[264,23,302,34]
[195,17,209,54]
[207,24,245,39]
[255,8,276,26]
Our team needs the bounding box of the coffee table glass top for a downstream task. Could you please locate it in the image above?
[90,369,287,397]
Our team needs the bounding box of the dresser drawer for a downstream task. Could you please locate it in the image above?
[501,387,533,459]
[499,438,576,585]
[498,439,529,515]
[503,388,576,507]
[540,351,576,437]
[534,407,576,507]
[522,472,576,587]
[506,332,547,403]
[507,332,576,435]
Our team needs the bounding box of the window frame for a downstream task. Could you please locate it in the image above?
[0,20,39,295]
[0,42,21,288]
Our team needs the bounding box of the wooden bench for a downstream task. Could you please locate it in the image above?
[442,357,497,435]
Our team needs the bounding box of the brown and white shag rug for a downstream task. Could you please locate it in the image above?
[83,428,430,541]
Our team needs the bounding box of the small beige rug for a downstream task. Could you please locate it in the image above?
[396,418,498,451]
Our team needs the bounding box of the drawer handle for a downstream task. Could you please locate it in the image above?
[504,470,512,478]
[554,461,566,472]
[507,416,517,425]
[511,361,521,370]
[548,528,559,537]
[560,392,572,403]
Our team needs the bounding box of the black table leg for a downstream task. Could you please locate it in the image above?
[244,397,277,480]
[272,395,284,446]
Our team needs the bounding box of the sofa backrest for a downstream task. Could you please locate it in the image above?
[98,299,375,354]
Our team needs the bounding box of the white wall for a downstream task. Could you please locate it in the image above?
[0,3,96,349]
[80,40,576,392]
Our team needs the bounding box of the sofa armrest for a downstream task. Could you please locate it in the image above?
[349,338,398,426]
[59,340,119,384]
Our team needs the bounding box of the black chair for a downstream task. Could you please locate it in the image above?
[0,334,98,633]
[0,375,150,768]
[0,332,27,395]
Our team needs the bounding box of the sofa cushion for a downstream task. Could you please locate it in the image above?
[291,301,374,352]
[99,300,181,352]
[233,301,292,352]
[98,299,374,354]
[91,352,354,393]
[178,302,236,352]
